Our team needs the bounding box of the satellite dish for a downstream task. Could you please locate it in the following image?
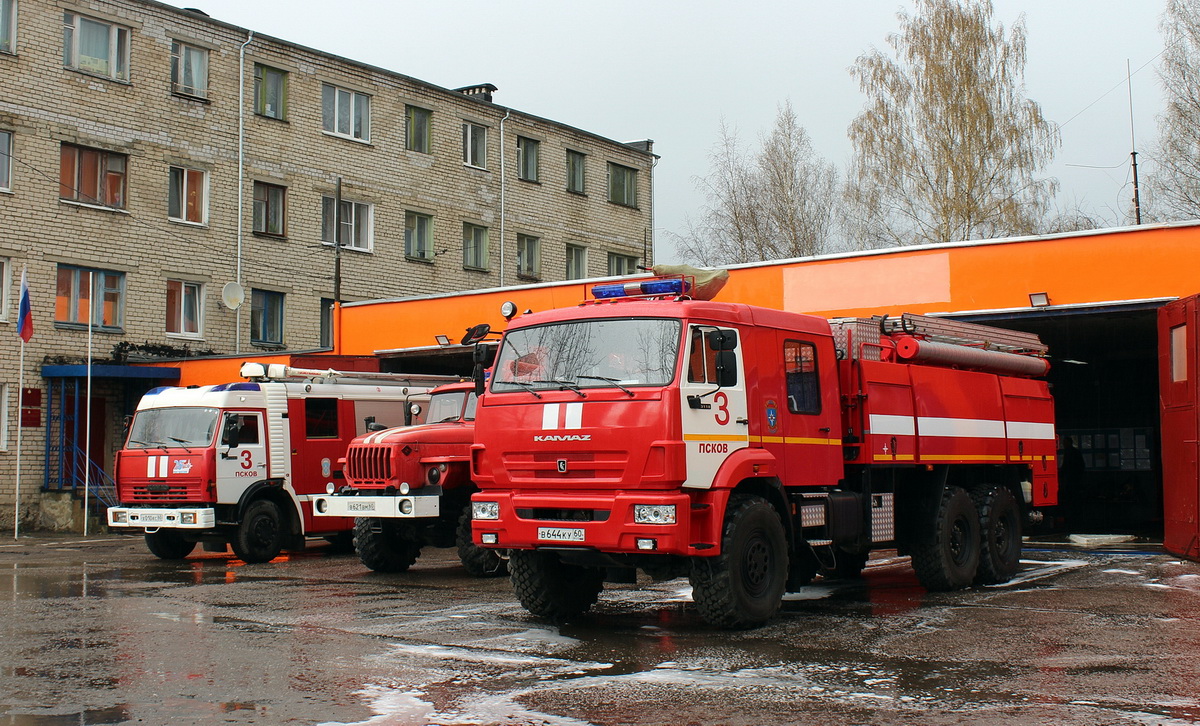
[221,282,245,310]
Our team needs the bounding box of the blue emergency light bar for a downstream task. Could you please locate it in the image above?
[591,278,689,299]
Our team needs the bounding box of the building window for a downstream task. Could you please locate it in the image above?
[405,211,433,260]
[166,279,202,337]
[254,64,287,119]
[406,105,431,153]
[322,84,370,141]
[567,151,586,194]
[55,265,124,329]
[0,384,8,452]
[252,181,286,236]
[60,144,126,208]
[63,12,129,81]
[463,122,487,168]
[250,288,284,346]
[463,223,488,270]
[0,256,9,321]
[168,166,207,224]
[170,40,208,98]
[1,0,15,54]
[608,163,638,207]
[320,297,334,348]
[321,197,372,251]
[0,130,11,191]
[784,340,821,414]
[608,253,638,276]
[516,234,540,279]
[517,137,539,182]
[566,244,587,280]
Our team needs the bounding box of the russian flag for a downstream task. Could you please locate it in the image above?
[16,265,32,343]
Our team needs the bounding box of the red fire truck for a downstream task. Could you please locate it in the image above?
[311,381,505,577]
[470,276,1058,628]
[108,363,453,563]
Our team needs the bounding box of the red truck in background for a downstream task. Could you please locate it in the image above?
[108,363,454,563]
[470,276,1058,628]
[312,382,505,577]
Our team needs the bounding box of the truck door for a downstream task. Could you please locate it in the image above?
[1159,295,1200,560]
[773,335,842,487]
[215,411,266,503]
[680,325,749,489]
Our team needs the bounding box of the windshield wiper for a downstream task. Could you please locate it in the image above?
[168,437,194,452]
[578,375,635,397]
[504,380,543,399]
[533,379,587,398]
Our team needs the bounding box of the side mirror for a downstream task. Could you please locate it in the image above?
[221,418,240,447]
[716,350,738,387]
[472,342,493,364]
[707,329,738,351]
[473,363,486,398]
[462,323,492,346]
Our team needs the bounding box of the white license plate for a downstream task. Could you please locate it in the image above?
[137,513,165,523]
[537,527,585,542]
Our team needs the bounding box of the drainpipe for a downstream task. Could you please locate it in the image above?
[236,30,254,353]
[498,108,511,287]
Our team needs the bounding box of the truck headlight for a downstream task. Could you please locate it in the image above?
[472,501,500,520]
[633,504,676,525]
[112,511,128,524]
[182,512,196,525]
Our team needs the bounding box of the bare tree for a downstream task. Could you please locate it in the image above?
[1148,0,1200,221]
[674,104,839,266]
[846,0,1060,246]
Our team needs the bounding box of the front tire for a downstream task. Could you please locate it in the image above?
[144,529,196,560]
[509,550,604,620]
[231,499,285,564]
[456,508,507,577]
[689,493,788,628]
[354,517,422,573]
[910,486,980,591]
[973,486,1022,584]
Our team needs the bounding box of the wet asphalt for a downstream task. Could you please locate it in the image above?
[0,533,1196,726]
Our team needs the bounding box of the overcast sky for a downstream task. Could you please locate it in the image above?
[163,0,1168,263]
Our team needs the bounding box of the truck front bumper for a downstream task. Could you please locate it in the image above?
[311,494,440,519]
[108,507,216,529]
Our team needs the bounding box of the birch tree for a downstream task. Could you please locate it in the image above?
[1149,0,1200,220]
[846,0,1060,246]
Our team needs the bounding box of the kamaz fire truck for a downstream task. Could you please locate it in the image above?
[311,381,505,577]
[469,275,1058,628]
[108,363,454,563]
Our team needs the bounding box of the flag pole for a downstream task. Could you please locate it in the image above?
[13,339,23,539]
[84,271,93,537]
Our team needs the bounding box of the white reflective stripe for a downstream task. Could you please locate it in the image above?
[160,457,170,477]
[869,414,915,436]
[917,417,1006,439]
[542,403,560,430]
[564,402,583,429]
[1006,421,1056,440]
[146,456,157,478]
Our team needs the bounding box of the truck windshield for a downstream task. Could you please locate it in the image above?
[492,318,681,392]
[426,390,477,423]
[126,407,219,448]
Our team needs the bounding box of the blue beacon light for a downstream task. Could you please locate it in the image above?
[591,278,687,299]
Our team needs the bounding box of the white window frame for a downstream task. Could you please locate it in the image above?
[463,223,489,270]
[322,83,370,141]
[250,288,285,346]
[516,234,540,279]
[0,383,9,452]
[406,105,431,153]
[405,211,434,260]
[566,244,587,280]
[63,12,129,81]
[168,166,208,225]
[608,252,638,276]
[0,130,11,192]
[55,265,125,329]
[567,150,586,194]
[0,256,9,322]
[165,279,203,338]
[0,0,15,55]
[170,40,208,98]
[321,196,373,251]
[517,136,539,182]
[608,162,638,207]
[254,64,287,120]
[463,122,487,169]
[60,143,127,209]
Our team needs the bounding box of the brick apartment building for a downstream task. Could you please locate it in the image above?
[0,0,655,530]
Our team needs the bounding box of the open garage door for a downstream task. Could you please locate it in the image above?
[1159,295,1200,559]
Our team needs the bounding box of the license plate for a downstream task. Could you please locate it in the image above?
[538,527,585,542]
[137,513,165,523]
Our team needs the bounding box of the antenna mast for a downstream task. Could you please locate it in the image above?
[1128,59,1142,225]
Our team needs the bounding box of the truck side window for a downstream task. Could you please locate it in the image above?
[305,398,339,439]
[687,328,718,383]
[784,340,821,414]
[222,413,260,446]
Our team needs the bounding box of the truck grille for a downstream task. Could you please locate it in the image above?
[124,481,205,502]
[346,445,392,484]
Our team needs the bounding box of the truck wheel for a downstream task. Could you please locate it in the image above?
[688,493,787,628]
[456,508,507,577]
[509,550,604,620]
[354,517,422,573]
[231,499,285,564]
[910,486,980,591]
[144,530,196,560]
[973,485,1022,585]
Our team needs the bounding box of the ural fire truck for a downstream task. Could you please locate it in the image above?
[312,381,505,577]
[470,276,1058,628]
[108,363,454,563]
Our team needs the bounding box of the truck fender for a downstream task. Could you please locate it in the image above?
[234,479,301,534]
[706,447,780,490]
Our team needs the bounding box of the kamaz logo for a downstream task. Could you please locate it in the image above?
[534,434,592,442]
